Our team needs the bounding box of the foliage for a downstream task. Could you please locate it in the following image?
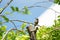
[21,23,27,30]
[1,15,9,22]
[0,15,60,40]
[11,6,19,12]
[0,0,60,40]
[53,15,60,27]
[54,0,60,5]
[10,6,30,15]
[0,8,3,13]
[0,26,6,39]
[23,6,30,14]
[36,15,60,40]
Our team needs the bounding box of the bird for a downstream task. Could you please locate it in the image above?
[34,18,39,26]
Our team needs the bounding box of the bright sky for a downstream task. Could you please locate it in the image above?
[38,4,60,27]
[0,0,53,29]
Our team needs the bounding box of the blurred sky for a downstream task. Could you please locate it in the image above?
[0,0,53,30]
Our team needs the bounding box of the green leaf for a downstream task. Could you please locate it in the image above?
[58,15,60,18]
[11,6,20,12]
[5,12,10,15]
[58,1,60,5]
[21,23,27,30]
[2,15,9,22]
[54,0,60,5]
[0,21,2,25]
[0,8,3,13]
[23,6,30,14]
[54,0,59,3]
[11,6,16,11]
[16,7,19,12]
[1,26,6,31]
[58,2,60,5]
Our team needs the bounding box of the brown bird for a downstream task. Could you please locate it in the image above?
[34,18,39,26]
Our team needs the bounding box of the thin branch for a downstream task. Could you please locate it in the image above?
[21,0,56,13]
[2,19,41,27]
[2,28,23,40]
[10,20,34,25]
[0,0,59,15]
[10,21,17,29]
[27,5,60,14]
[0,0,53,14]
[10,20,41,27]
[0,15,17,29]
[0,0,13,14]
[33,0,54,5]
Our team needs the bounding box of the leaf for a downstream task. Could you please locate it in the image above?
[11,6,20,12]
[2,15,9,22]
[5,12,10,15]
[1,26,6,31]
[58,2,60,5]
[16,7,19,12]
[16,35,29,40]
[0,21,2,25]
[58,19,60,22]
[0,18,2,25]
[0,8,3,13]
[58,15,60,18]
[21,23,27,30]
[54,0,59,3]
[11,6,16,11]
[23,6,30,14]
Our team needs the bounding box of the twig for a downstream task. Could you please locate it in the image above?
[20,0,60,14]
[10,20,34,24]
[2,20,41,27]
[33,0,54,5]
[10,20,41,27]
[10,21,17,29]
[0,0,59,15]
[27,5,60,14]
[0,0,13,14]
[2,28,23,40]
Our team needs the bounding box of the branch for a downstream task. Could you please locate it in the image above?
[27,5,60,14]
[10,20,34,24]
[33,0,54,5]
[10,20,41,27]
[20,0,59,14]
[2,20,41,27]
[0,0,53,14]
[2,28,23,40]
[0,0,13,14]
[0,15,17,29]
[10,21,17,29]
